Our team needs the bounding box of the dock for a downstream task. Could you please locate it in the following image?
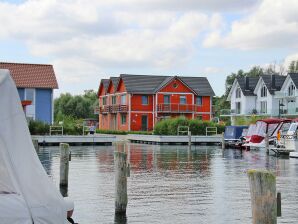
[127,134,221,145]
[32,135,116,146]
[270,147,295,156]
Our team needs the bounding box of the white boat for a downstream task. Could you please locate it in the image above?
[289,152,298,158]
[0,69,74,224]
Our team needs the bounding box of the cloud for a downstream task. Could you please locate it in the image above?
[203,0,298,50]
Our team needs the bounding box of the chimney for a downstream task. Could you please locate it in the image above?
[245,76,249,90]
[271,74,276,90]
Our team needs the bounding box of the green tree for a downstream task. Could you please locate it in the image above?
[288,60,298,73]
[54,90,98,121]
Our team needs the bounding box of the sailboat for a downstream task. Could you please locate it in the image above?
[0,69,74,223]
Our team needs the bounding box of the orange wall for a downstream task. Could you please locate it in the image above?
[130,112,153,131]
[117,79,126,92]
[131,95,153,111]
[195,96,211,112]
[159,78,194,93]
[117,113,129,131]
[157,93,193,104]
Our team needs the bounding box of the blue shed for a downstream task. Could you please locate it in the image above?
[0,62,58,124]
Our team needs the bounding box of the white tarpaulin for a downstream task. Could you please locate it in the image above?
[0,69,67,223]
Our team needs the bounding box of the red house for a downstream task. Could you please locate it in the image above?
[98,74,215,131]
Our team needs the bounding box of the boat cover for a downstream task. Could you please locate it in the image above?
[0,69,67,223]
[224,126,248,141]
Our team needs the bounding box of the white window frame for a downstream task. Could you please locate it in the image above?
[261,85,267,98]
[236,87,241,99]
[121,94,126,104]
[260,101,267,114]
[235,102,241,114]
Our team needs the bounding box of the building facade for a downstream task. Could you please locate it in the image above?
[98,74,215,131]
[0,62,58,124]
[226,74,298,118]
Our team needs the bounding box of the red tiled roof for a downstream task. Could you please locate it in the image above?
[0,62,59,89]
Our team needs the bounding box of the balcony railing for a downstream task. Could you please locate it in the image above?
[99,105,110,114]
[275,90,298,98]
[100,105,128,114]
[157,104,201,113]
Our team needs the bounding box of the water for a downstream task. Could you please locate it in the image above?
[38,144,298,224]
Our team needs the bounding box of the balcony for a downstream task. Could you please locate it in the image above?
[275,90,298,99]
[157,104,197,113]
[110,104,128,113]
[99,105,110,114]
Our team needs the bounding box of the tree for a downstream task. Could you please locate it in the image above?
[288,60,298,73]
[54,90,98,122]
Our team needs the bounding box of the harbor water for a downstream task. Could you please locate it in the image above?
[38,144,298,224]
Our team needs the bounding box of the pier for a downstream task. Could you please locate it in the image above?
[127,134,221,145]
[32,134,116,146]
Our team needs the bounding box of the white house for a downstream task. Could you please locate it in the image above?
[227,77,259,115]
[275,73,298,116]
[254,75,286,116]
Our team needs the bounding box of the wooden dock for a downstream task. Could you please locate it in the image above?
[127,134,221,145]
[32,135,116,146]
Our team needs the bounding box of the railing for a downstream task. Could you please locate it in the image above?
[100,105,128,113]
[275,90,298,98]
[99,105,110,113]
[50,125,63,135]
[157,104,201,113]
[206,127,217,136]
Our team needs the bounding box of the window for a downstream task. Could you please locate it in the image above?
[196,96,202,106]
[173,83,178,88]
[102,97,107,105]
[164,95,170,104]
[288,82,296,96]
[121,95,126,104]
[25,88,35,104]
[236,87,241,98]
[261,85,267,97]
[260,101,267,114]
[112,96,116,105]
[121,114,126,125]
[180,95,186,104]
[236,102,241,114]
[142,95,148,105]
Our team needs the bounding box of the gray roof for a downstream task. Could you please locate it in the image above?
[236,77,259,96]
[110,77,120,90]
[261,75,286,94]
[102,79,109,91]
[180,76,215,96]
[289,73,298,87]
[118,74,215,96]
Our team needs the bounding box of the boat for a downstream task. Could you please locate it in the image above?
[290,152,298,158]
[245,118,292,149]
[0,69,76,224]
[224,125,248,147]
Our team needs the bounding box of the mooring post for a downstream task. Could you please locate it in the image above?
[222,132,225,150]
[60,143,70,187]
[248,170,277,224]
[115,151,128,214]
[265,133,269,154]
[277,192,281,217]
[32,139,39,152]
[188,131,191,150]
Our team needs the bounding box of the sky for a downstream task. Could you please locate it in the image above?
[1,0,298,97]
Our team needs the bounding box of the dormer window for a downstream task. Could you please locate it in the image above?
[236,87,241,98]
[288,82,296,96]
[261,85,267,97]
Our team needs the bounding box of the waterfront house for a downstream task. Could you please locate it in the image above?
[275,73,298,116]
[227,76,259,115]
[0,62,58,123]
[253,75,286,116]
[227,74,286,118]
[98,74,215,131]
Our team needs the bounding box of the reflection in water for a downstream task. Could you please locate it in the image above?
[37,144,298,224]
[114,213,127,224]
[60,185,68,197]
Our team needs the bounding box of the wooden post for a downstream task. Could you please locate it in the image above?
[222,132,225,150]
[265,134,269,154]
[32,139,39,152]
[188,131,191,150]
[248,170,277,224]
[60,143,70,186]
[277,192,281,217]
[115,151,128,214]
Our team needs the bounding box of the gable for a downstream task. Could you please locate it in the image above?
[107,80,115,94]
[227,79,240,101]
[254,77,267,95]
[158,77,194,93]
[117,78,127,92]
[280,75,294,92]
[98,83,105,96]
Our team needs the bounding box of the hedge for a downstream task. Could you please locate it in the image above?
[153,117,225,135]
[96,129,152,135]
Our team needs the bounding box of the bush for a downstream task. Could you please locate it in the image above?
[96,129,152,135]
[28,120,50,135]
[153,117,225,136]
